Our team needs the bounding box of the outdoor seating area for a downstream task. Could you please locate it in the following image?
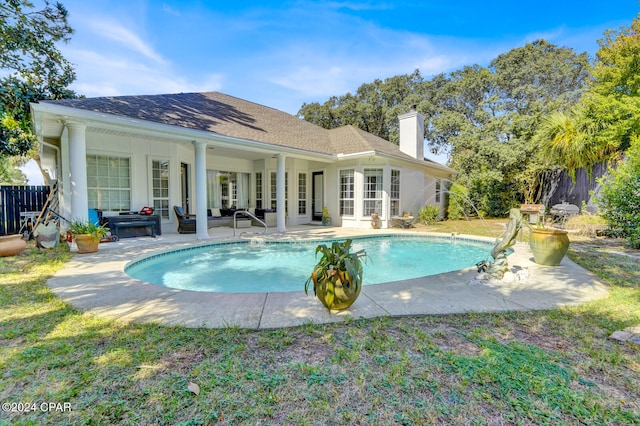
[391,215,415,228]
[174,206,252,233]
[550,202,580,228]
[105,213,161,239]
[206,208,255,227]
[519,204,546,225]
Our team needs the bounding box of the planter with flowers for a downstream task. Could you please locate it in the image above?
[69,219,109,254]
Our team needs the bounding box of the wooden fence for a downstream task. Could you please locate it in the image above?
[0,185,51,235]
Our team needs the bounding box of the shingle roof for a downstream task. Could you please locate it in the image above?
[328,125,417,161]
[41,92,441,167]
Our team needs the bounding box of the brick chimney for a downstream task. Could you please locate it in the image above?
[398,106,425,160]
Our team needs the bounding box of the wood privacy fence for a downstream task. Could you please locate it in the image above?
[0,185,51,235]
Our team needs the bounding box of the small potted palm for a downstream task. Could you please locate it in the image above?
[304,239,367,311]
[69,219,109,254]
[321,206,331,226]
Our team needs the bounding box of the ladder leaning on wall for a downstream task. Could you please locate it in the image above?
[32,181,61,231]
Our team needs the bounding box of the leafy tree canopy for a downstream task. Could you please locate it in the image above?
[583,13,640,152]
[298,69,425,144]
[299,39,590,216]
[533,14,640,184]
[0,0,77,157]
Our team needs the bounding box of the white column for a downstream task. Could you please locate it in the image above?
[193,141,209,239]
[66,121,89,222]
[276,153,287,232]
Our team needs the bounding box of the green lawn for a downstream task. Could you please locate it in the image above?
[1,224,639,425]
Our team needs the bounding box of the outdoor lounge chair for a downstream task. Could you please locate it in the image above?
[174,206,196,233]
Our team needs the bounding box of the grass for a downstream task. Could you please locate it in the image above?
[1,224,639,425]
[418,217,507,238]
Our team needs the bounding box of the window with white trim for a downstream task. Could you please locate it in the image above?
[270,171,288,211]
[151,159,170,219]
[363,168,383,216]
[435,178,441,203]
[339,169,354,216]
[87,154,131,211]
[270,172,276,209]
[298,172,307,215]
[255,172,263,208]
[390,169,400,217]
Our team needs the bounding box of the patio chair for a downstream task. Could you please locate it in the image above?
[173,206,196,233]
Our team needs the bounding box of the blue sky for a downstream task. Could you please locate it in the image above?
[58,0,640,115]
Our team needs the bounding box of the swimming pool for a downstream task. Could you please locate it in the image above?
[125,235,493,293]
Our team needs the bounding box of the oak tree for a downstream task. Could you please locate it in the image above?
[0,0,76,164]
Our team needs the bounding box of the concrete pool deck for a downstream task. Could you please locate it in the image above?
[47,225,609,329]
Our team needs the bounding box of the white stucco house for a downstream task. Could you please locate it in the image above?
[30,92,454,238]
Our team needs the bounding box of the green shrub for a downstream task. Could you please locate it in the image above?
[447,183,469,220]
[419,204,440,225]
[68,219,109,239]
[597,136,640,249]
[628,229,640,249]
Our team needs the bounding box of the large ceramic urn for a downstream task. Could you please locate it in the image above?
[0,234,27,257]
[74,234,100,254]
[312,268,362,311]
[529,228,570,266]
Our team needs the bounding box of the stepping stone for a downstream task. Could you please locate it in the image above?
[609,331,634,342]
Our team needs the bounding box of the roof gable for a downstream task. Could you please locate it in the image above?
[329,125,414,159]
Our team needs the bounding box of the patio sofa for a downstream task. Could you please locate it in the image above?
[206,208,252,228]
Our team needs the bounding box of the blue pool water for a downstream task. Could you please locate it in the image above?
[125,236,493,293]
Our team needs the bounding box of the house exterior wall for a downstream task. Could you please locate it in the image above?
[332,157,434,229]
[82,131,184,228]
[399,167,426,219]
[47,124,449,233]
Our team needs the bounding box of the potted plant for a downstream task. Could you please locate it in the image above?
[528,224,569,266]
[304,239,367,311]
[321,207,331,226]
[69,219,109,254]
[371,212,381,229]
[0,234,27,257]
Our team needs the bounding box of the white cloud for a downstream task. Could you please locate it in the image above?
[262,26,496,100]
[162,3,180,16]
[269,65,351,97]
[86,19,167,65]
[192,73,225,92]
[19,159,45,185]
[65,45,220,97]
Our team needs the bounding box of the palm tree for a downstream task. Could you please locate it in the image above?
[535,106,611,182]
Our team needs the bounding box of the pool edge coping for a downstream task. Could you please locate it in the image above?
[46,229,609,329]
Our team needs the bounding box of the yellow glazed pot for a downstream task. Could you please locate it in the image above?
[312,269,361,311]
[529,228,569,266]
